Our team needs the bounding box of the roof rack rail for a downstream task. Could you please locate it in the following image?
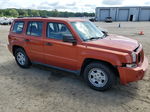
[17,16,48,18]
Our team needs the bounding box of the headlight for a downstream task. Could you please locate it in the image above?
[131,52,136,62]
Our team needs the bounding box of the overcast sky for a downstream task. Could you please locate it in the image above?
[0,0,150,12]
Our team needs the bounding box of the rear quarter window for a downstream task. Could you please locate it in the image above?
[12,21,24,34]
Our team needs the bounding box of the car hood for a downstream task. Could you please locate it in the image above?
[84,34,139,53]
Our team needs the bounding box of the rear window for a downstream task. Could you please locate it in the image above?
[12,21,24,34]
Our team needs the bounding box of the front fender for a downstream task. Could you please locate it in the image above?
[78,46,131,69]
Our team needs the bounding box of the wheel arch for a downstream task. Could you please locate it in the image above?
[12,45,26,56]
[80,58,119,78]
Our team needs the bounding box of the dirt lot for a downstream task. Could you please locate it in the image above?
[0,22,150,112]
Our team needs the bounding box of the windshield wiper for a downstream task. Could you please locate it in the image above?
[84,37,102,41]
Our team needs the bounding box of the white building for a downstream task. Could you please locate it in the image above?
[95,6,150,21]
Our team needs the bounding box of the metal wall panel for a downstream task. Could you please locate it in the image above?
[118,9,129,21]
[96,7,150,21]
[100,9,110,21]
[139,9,150,21]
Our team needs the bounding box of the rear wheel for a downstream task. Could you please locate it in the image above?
[14,48,31,68]
[83,62,116,91]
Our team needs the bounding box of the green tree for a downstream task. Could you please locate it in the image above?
[75,12,82,17]
[30,10,40,16]
[39,10,48,17]
[0,10,4,17]
[51,9,59,17]
[0,8,95,17]
[27,9,32,16]
[8,9,19,17]
[17,9,28,17]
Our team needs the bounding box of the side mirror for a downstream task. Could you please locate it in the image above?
[102,31,108,36]
[63,35,77,44]
[97,26,108,36]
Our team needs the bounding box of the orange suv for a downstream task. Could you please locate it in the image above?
[8,17,148,91]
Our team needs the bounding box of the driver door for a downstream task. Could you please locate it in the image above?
[43,22,78,70]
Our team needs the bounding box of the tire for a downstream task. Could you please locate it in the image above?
[83,62,116,91]
[14,48,31,68]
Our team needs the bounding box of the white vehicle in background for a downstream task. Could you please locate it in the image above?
[0,17,14,25]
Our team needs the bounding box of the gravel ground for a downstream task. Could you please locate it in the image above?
[0,22,150,112]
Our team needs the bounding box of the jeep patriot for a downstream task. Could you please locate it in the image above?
[8,17,148,91]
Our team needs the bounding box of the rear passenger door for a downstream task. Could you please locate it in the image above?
[24,21,45,63]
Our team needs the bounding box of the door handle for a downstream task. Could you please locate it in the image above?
[45,42,53,46]
[24,39,30,42]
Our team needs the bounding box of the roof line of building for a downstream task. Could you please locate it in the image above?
[96,6,150,8]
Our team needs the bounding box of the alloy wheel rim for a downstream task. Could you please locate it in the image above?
[88,68,108,87]
[17,52,26,65]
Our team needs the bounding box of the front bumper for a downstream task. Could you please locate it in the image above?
[118,56,148,84]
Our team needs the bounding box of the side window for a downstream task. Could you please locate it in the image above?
[47,22,73,40]
[12,21,24,34]
[27,21,43,37]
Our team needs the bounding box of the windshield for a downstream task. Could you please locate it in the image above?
[71,21,105,41]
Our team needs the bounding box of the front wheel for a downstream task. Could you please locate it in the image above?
[83,62,116,91]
